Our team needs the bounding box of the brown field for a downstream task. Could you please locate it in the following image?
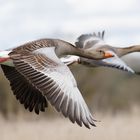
[1,112,140,140]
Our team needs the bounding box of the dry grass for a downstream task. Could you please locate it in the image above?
[0,113,140,140]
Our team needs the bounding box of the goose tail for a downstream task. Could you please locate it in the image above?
[0,50,14,66]
[0,50,11,63]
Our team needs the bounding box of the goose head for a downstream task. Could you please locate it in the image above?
[61,31,134,73]
[79,50,134,73]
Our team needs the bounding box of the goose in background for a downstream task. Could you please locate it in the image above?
[0,38,114,129]
[61,31,140,73]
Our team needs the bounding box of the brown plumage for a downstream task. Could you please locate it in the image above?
[1,65,48,114]
[1,38,113,128]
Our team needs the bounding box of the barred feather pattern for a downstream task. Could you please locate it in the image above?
[75,31,105,49]
[1,65,48,114]
[7,46,97,128]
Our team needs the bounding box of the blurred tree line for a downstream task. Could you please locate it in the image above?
[0,65,140,118]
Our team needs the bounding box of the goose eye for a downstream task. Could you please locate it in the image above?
[98,50,104,54]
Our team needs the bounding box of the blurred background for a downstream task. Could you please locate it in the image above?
[0,0,140,140]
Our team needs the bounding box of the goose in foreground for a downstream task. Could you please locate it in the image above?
[61,31,140,73]
[0,38,114,128]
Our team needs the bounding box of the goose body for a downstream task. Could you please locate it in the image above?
[61,31,140,73]
[0,38,114,129]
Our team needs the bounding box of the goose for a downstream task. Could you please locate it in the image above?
[0,38,114,129]
[61,31,139,73]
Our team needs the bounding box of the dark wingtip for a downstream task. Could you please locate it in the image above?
[75,30,105,48]
[95,30,105,39]
[102,30,105,39]
[83,122,91,129]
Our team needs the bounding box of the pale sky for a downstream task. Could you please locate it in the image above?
[0,0,140,70]
[0,0,140,48]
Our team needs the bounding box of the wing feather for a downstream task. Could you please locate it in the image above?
[1,65,48,114]
[75,31,106,49]
[8,47,96,128]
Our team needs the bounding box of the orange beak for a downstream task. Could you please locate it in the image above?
[104,52,114,58]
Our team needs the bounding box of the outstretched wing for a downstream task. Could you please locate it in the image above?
[79,51,135,73]
[101,54,135,73]
[75,31,134,73]
[1,65,48,114]
[9,47,96,128]
[75,31,106,49]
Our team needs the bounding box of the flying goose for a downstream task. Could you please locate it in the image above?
[0,38,114,129]
[61,31,139,73]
